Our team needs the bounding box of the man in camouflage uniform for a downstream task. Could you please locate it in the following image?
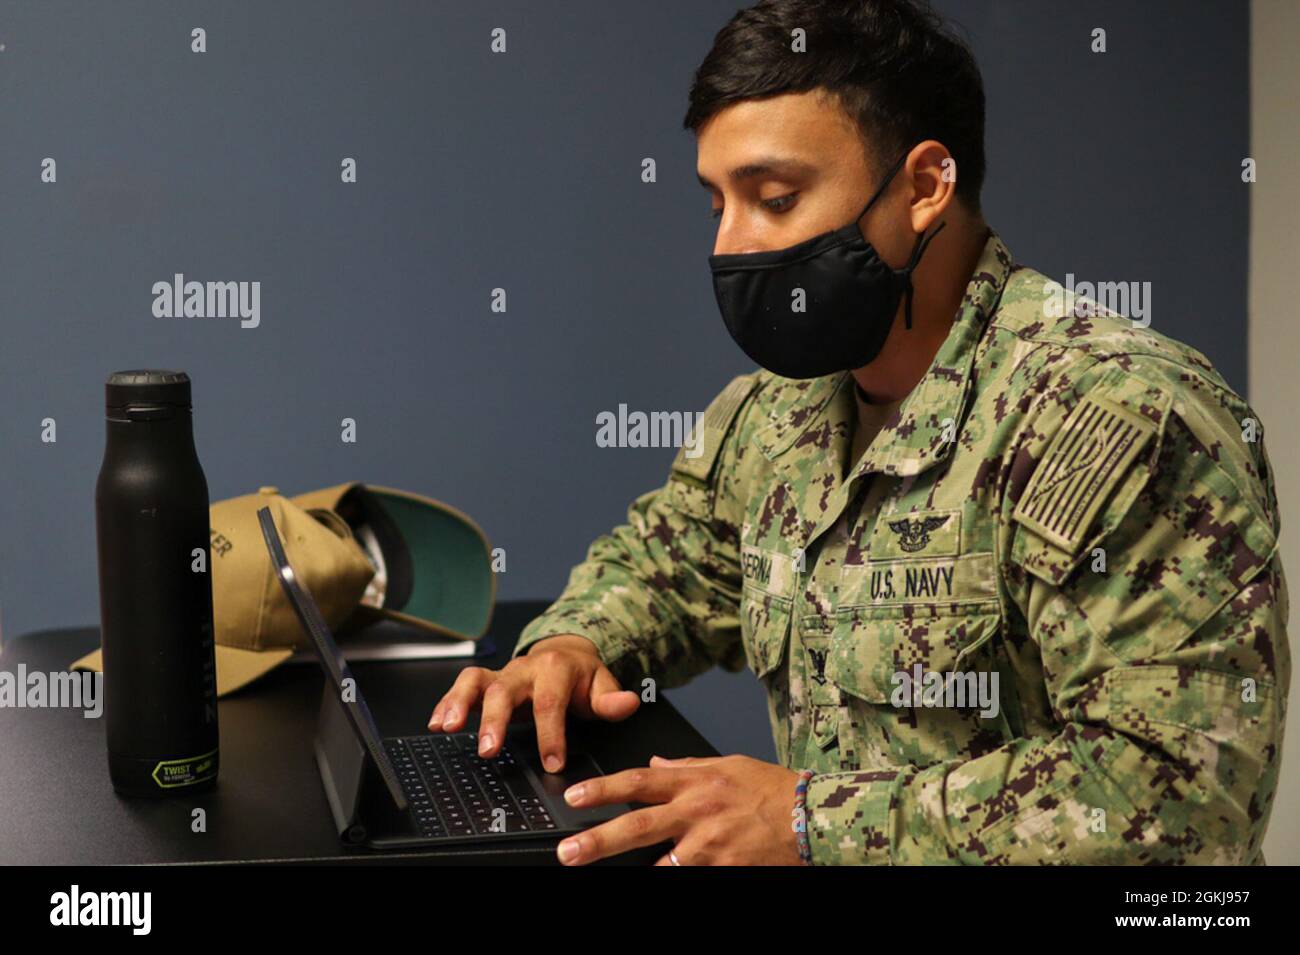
[429,0,1289,865]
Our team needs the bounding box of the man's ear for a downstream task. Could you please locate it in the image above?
[905,139,958,233]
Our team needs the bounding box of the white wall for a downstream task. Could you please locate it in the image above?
[1251,0,1300,866]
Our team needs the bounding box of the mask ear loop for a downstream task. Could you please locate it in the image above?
[901,220,947,330]
[855,152,910,221]
[853,153,946,329]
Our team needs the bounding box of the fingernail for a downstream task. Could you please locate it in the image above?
[544,755,561,773]
[564,783,585,805]
[557,839,580,863]
[428,713,443,730]
[478,733,495,754]
[444,707,458,726]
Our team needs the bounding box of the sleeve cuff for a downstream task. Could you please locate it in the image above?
[805,769,902,866]
[512,612,638,678]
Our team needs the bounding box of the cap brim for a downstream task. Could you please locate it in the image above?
[69,645,294,698]
[364,486,496,640]
[348,603,481,640]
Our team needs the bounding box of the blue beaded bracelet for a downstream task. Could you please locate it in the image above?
[791,769,815,865]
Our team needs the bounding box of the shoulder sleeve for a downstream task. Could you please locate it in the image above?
[661,371,764,521]
[1008,361,1173,585]
[1007,356,1280,654]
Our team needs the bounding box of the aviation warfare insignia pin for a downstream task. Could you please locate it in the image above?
[888,515,951,553]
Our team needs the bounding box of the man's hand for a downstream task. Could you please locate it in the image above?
[556,755,803,866]
[427,634,640,771]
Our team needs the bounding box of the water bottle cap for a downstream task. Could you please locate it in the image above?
[105,369,192,411]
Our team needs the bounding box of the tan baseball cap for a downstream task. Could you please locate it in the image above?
[71,483,495,697]
[288,484,496,643]
[72,486,376,696]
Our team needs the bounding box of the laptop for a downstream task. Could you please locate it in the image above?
[256,505,627,850]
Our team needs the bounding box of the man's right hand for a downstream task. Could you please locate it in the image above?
[427,634,641,772]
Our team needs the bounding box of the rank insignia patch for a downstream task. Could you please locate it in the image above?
[1013,393,1157,553]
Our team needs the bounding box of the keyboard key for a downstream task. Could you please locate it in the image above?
[387,734,555,841]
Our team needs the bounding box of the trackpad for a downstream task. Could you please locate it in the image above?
[535,754,624,825]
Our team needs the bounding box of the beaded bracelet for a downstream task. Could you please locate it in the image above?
[791,769,815,865]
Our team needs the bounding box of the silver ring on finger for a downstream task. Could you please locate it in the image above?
[669,849,682,866]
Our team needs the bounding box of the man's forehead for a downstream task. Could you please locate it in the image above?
[695,92,868,183]
[695,156,817,189]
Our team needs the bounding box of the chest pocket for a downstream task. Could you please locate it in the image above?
[827,552,1008,768]
[826,600,1000,702]
[738,542,797,677]
[740,585,793,678]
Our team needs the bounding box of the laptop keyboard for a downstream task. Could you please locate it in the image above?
[384,733,557,840]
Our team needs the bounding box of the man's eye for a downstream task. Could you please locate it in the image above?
[710,207,723,219]
[762,192,799,212]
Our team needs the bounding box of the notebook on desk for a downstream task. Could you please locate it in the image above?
[286,631,480,664]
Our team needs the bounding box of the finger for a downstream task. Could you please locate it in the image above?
[530,659,575,773]
[476,676,523,757]
[648,755,724,768]
[563,766,683,808]
[430,667,493,730]
[589,689,640,721]
[429,668,491,731]
[556,805,681,866]
[655,831,714,867]
[588,669,640,721]
[654,845,690,866]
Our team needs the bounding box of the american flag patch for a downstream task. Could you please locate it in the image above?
[671,374,760,483]
[1012,394,1157,553]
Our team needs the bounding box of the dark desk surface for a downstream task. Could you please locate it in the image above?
[0,601,718,865]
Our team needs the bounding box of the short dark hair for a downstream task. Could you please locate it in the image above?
[684,0,986,210]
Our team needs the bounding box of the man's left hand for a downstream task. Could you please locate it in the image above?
[556,755,804,866]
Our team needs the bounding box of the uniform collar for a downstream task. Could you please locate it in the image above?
[752,231,1014,543]
[853,229,1014,478]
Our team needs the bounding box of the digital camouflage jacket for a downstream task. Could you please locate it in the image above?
[515,232,1289,865]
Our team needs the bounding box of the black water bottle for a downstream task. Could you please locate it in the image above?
[97,370,219,796]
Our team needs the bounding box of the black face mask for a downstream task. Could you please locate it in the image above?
[708,153,946,379]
